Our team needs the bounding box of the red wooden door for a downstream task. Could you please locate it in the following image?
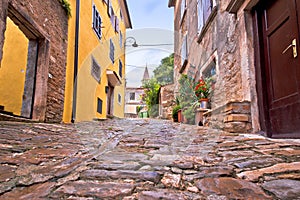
[258,0,300,138]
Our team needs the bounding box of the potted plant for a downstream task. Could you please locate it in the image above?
[194,78,211,109]
[172,105,181,122]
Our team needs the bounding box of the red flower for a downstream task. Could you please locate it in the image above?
[194,78,211,98]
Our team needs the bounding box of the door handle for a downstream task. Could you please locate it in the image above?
[282,39,297,58]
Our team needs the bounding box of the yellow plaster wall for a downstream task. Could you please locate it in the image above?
[0,17,28,115]
[63,0,127,122]
[63,0,76,122]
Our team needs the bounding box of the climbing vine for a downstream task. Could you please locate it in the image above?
[58,0,71,18]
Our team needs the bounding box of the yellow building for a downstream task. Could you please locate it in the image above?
[63,0,132,122]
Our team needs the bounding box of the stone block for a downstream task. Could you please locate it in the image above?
[224,121,252,133]
[224,114,249,122]
[224,101,251,114]
[195,177,272,199]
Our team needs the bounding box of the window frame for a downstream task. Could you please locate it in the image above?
[97,98,103,114]
[110,7,115,28]
[119,31,123,48]
[118,94,122,104]
[91,56,101,83]
[115,16,120,33]
[197,0,217,42]
[109,39,115,63]
[199,51,219,86]
[119,60,123,78]
[180,34,188,73]
[92,4,102,40]
[180,0,187,20]
[107,0,112,17]
[129,92,135,101]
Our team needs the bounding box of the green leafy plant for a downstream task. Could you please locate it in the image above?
[142,78,160,118]
[59,0,72,17]
[172,105,181,122]
[177,74,197,124]
[153,53,174,85]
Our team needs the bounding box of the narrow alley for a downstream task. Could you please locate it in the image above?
[0,119,299,199]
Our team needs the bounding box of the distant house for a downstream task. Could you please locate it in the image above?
[124,87,146,118]
[125,65,149,118]
[168,0,300,138]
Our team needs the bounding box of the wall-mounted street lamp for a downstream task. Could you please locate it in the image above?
[125,36,138,47]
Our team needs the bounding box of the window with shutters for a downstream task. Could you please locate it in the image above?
[91,56,101,83]
[119,31,123,48]
[119,60,123,78]
[197,0,214,31]
[180,34,188,71]
[197,0,217,41]
[92,4,102,40]
[110,39,115,63]
[181,0,187,20]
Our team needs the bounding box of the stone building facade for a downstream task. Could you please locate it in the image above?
[169,0,300,138]
[0,0,68,122]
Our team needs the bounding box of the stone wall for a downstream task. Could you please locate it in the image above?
[204,101,252,133]
[0,0,68,122]
[172,0,260,133]
[159,84,175,119]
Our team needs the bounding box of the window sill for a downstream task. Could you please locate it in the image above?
[226,0,246,14]
[197,6,218,43]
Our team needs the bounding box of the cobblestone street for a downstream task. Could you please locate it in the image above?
[0,119,300,199]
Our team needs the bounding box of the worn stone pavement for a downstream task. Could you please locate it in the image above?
[0,119,299,200]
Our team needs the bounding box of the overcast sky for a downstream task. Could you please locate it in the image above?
[125,0,174,87]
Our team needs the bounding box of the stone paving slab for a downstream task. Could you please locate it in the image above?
[0,119,300,199]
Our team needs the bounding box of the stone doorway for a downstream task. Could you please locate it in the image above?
[0,4,50,121]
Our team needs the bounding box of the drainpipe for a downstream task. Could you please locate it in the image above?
[71,0,80,123]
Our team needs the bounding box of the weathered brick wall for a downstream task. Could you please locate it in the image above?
[160,84,175,119]
[0,0,68,122]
